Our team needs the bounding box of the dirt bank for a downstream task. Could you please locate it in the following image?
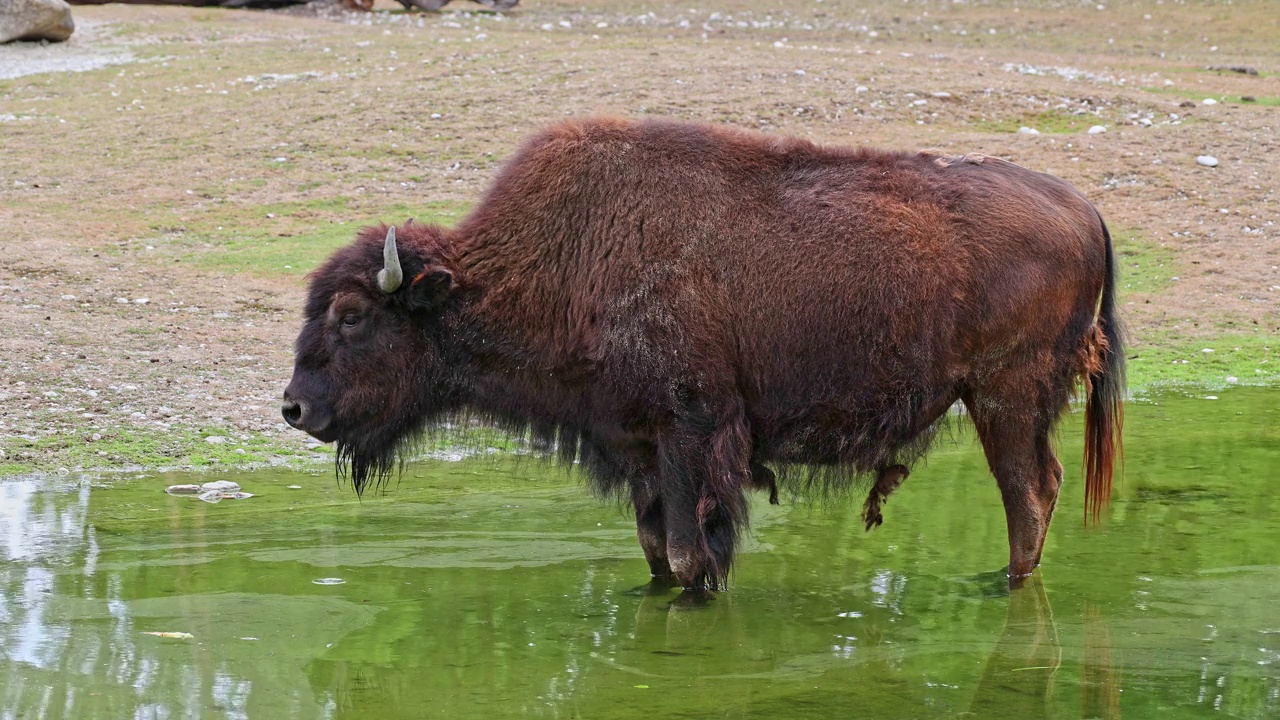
[1,0,1276,476]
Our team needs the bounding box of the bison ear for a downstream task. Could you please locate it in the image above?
[407,266,454,310]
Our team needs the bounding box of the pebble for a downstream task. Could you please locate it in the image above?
[1196,155,1219,167]
[197,490,254,504]
[1202,98,1218,105]
[1017,127,1040,135]
[166,484,202,495]
[931,91,952,99]
[1088,125,1107,134]
[313,578,346,585]
[287,485,303,489]
[201,480,241,492]
[205,435,227,444]
[1226,376,1239,383]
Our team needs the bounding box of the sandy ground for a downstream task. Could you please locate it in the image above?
[0,0,1277,475]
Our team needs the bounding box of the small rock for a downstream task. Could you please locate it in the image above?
[1196,155,1219,167]
[1226,376,1239,383]
[201,480,241,492]
[205,435,227,444]
[287,485,303,489]
[931,91,952,99]
[1017,127,1040,135]
[0,0,75,44]
[1202,98,1218,105]
[1241,95,1257,103]
[1179,100,1196,108]
[197,490,224,504]
[855,85,869,93]
[166,484,202,495]
[1207,65,1259,76]
[1088,125,1107,134]
[313,578,346,585]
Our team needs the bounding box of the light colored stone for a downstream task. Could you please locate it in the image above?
[200,480,241,493]
[1088,125,1107,134]
[1017,126,1040,135]
[1196,155,1219,167]
[0,0,74,44]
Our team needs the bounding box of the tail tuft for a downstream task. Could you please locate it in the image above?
[1083,216,1126,522]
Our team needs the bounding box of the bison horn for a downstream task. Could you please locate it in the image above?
[377,226,403,293]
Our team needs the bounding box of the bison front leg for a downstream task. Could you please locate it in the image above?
[632,481,675,583]
[656,405,752,594]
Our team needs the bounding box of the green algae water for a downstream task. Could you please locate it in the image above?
[2,389,1277,719]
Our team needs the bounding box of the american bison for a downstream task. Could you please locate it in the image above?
[283,117,1124,593]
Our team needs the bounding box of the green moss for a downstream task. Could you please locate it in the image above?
[1141,86,1280,106]
[170,198,471,276]
[1127,330,1277,391]
[1113,228,1178,295]
[974,109,1093,134]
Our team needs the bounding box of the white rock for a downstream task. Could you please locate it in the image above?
[201,480,241,492]
[1202,98,1217,105]
[1226,376,1239,383]
[1088,125,1107,134]
[931,91,952,99]
[0,0,74,44]
[855,85,869,93]
[1017,127,1041,135]
[165,484,201,495]
[205,435,227,444]
[1196,155,1219,167]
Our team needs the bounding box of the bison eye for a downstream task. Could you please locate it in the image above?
[341,314,361,328]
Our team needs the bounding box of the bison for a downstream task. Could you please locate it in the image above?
[283,117,1124,593]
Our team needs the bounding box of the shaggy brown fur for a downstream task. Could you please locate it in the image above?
[283,117,1124,592]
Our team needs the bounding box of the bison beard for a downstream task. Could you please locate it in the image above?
[284,117,1125,594]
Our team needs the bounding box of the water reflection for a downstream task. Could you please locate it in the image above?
[965,576,1063,717]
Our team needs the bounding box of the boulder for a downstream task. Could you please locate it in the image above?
[0,0,74,44]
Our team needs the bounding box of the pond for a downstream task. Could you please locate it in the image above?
[2,389,1277,719]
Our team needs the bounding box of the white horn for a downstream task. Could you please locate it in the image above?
[377,226,403,293]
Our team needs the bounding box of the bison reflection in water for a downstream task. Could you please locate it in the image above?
[282,117,1124,594]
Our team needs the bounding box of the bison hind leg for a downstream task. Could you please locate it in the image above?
[862,464,910,532]
[749,460,779,505]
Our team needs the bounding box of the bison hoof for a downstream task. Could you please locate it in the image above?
[863,511,884,532]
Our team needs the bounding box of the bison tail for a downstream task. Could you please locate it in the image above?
[1082,216,1126,522]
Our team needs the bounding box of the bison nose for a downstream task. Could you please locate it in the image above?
[282,398,304,428]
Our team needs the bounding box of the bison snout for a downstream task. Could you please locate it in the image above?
[281,392,336,442]
[281,397,304,427]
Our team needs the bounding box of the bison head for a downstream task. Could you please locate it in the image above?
[282,221,459,494]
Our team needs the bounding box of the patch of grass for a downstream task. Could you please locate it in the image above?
[1127,330,1277,391]
[175,198,471,276]
[0,427,320,474]
[974,109,1095,134]
[1141,86,1280,106]
[1112,228,1178,295]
